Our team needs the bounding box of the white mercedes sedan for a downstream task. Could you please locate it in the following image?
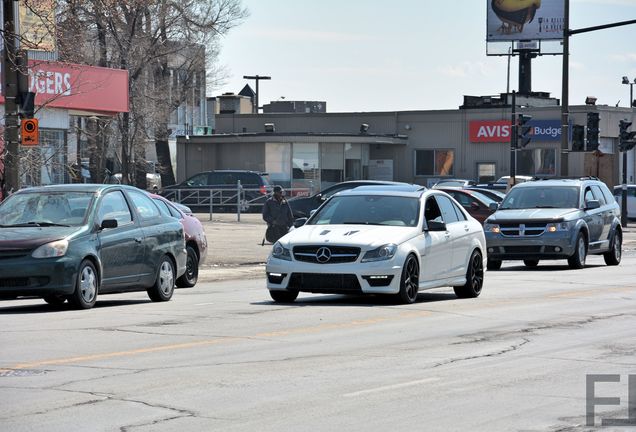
[266,184,487,304]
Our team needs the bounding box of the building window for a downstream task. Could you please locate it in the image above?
[293,143,320,195]
[320,143,344,189]
[477,163,496,183]
[415,149,454,176]
[265,143,291,188]
[517,148,556,176]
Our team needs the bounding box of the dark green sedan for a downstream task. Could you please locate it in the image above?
[0,184,187,309]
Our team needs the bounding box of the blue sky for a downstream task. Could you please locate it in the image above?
[216,0,636,112]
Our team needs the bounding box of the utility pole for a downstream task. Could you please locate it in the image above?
[1,0,21,197]
[560,0,570,178]
[510,91,517,187]
[243,75,271,114]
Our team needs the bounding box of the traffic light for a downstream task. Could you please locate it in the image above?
[20,118,39,146]
[619,119,636,152]
[571,125,585,151]
[586,112,600,151]
[517,114,532,148]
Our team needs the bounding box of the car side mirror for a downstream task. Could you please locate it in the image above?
[293,217,308,228]
[489,202,499,211]
[309,209,317,217]
[425,220,447,231]
[585,199,600,210]
[100,219,118,230]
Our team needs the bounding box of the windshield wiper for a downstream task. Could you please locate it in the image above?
[342,221,381,225]
[533,205,557,208]
[4,221,70,227]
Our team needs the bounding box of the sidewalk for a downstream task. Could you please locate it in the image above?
[196,213,271,283]
[194,213,636,283]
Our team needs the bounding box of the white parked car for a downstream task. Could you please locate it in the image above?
[266,184,487,304]
[613,185,636,219]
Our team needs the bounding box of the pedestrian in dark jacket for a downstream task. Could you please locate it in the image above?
[262,186,293,243]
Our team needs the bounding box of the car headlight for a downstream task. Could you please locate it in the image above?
[546,222,570,233]
[272,241,291,261]
[361,244,397,262]
[32,239,69,258]
[484,223,500,234]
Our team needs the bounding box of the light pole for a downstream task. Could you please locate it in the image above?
[621,76,635,227]
[243,75,271,114]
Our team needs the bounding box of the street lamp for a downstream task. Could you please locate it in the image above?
[620,76,636,227]
[243,75,271,114]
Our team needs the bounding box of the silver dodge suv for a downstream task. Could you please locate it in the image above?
[484,177,622,270]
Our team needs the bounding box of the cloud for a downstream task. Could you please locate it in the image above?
[570,60,585,70]
[250,28,381,43]
[437,61,501,78]
[608,53,636,62]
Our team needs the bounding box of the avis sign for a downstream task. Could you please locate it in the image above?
[469,120,564,143]
[469,120,511,143]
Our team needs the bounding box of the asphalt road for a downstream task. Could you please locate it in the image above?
[1,252,636,431]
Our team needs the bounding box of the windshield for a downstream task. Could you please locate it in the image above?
[499,186,579,210]
[468,191,497,206]
[308,195,420,227]
[0,191,95,227]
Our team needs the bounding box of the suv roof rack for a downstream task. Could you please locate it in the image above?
[531,176,599,181]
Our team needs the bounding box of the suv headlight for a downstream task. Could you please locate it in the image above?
[546,222,570,233]
[272,241,291,261]
[361,244,397,262]
[484,223,500,234]
[32,239,69,258]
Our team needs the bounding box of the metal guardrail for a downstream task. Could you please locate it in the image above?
[160,181,312,222]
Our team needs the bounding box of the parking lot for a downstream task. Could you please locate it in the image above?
[1,214,635,431]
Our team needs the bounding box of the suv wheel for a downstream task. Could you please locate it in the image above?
[567,232,587,269]
[603,230,622,266]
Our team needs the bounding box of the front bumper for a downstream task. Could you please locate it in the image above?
[0,255,78,297]
[485,230,575,260]
[266,257,403,295]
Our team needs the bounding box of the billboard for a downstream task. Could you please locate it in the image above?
[487,0,565,42]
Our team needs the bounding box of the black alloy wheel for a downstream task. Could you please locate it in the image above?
[454,251,484,298]
[397,254,419,304]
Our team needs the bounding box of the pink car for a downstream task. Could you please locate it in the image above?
[150,194,208,287]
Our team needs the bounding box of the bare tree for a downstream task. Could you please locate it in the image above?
[51,0,248,188]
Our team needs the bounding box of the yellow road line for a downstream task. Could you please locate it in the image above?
[5,310,431,370]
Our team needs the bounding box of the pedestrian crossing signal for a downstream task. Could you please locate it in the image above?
[21,118,39,146]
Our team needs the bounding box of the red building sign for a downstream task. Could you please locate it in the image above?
[469,120,511,143]
[0,61,129,115]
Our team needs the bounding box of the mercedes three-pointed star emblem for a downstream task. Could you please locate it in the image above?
[315,246,332,263]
